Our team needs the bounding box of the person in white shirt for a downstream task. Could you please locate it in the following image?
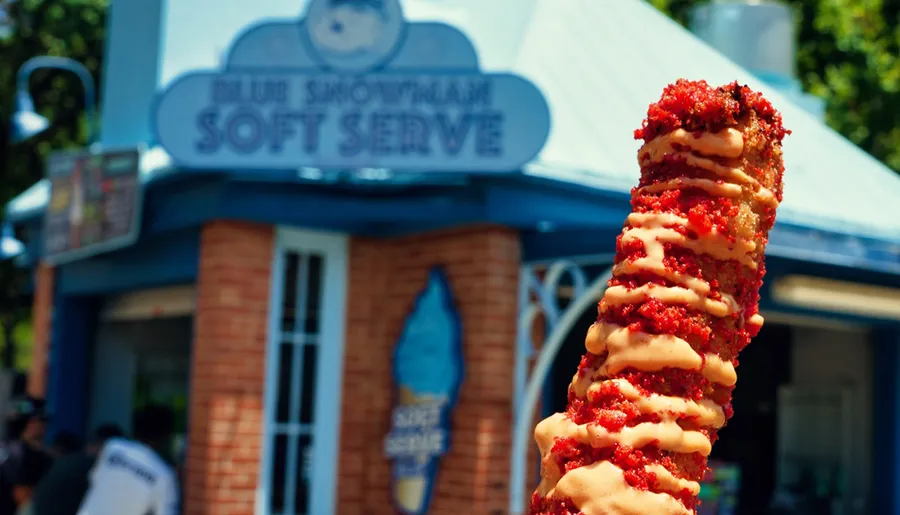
[77,405,179,515]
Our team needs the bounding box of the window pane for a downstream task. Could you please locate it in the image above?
[299,345,318,424]
[295,434,313,515]
[269,434,289,513]
[281,252,300,332]
[303,254,322,335]
[275,343,294,423]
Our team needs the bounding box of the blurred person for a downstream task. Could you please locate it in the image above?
[30,424,124,515]
[48,431,80,459]
[77,405,178,515]
[0,397,53,515]
[83,425,123,457]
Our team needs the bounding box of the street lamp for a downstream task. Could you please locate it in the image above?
[0,222,23,260]
[10,56,96,144]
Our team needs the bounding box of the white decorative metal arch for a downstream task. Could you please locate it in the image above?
[509,255,615,515]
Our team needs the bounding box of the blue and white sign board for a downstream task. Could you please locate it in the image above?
[384,267,463,515]
[153,0,551,172]
[42,148,144,265]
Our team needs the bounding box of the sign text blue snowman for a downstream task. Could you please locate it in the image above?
[153,0,551,172]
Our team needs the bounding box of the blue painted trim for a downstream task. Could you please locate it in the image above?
[220,182,486,228]
[140,179,227,235]
[46,294,97,441]
[485,186,628,228]
[12,174,630,241]
[522,228,623,263]
[522,223,900,277]
[56,228,199,296]
[387,267,464,515]
[6,169,900,279]
[44,278,63,436]
[871,326,900,514]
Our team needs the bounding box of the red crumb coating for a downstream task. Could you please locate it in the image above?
[531,80,786,515]
[530,438,705,515]
[634,79,789,145]
[530,494,582,515]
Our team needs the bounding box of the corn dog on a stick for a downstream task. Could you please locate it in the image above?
[529,79,789,515]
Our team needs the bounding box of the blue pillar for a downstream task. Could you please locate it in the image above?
[872,325,900,513]
[99,0,166,148]
[45,288,97,441]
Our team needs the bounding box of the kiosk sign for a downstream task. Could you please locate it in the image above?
[42,148,143,265]
[384,400,449,463]
[154,0,551,172]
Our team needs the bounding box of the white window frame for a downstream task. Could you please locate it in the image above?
[256,228,349,515]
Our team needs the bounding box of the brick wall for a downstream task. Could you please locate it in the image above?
[185,221,274,515]
[27,263,54,397]
[337,225,521,515]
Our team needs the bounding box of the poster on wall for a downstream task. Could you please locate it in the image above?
[42,148,143,265]
[153,0,551,173]
[384,267,463,515]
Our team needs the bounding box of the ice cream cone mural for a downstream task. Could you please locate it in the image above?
[384,267,463,515]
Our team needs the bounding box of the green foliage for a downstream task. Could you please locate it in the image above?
[0,318,34,370]
[0,0,107,369]
[649,0,900,171]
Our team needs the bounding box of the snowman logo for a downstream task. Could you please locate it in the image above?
[304,0,405,72]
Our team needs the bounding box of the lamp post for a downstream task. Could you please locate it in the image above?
[10,56,97,144]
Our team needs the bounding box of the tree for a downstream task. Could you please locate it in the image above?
[0,0,107,369]
[649,0,900,172]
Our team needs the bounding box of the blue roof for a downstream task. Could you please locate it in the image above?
[6,0,900,252]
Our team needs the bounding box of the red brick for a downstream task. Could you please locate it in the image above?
[185,221,273,515]
[28,263,54,397]
[32,221,529,515]
[336,225,520,515]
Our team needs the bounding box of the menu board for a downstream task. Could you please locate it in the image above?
[43,148,142,264]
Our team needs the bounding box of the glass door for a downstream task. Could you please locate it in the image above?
[260,229,348,515]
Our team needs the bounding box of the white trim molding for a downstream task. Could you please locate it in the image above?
[257,228,349,515]
[509,257,614,515]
